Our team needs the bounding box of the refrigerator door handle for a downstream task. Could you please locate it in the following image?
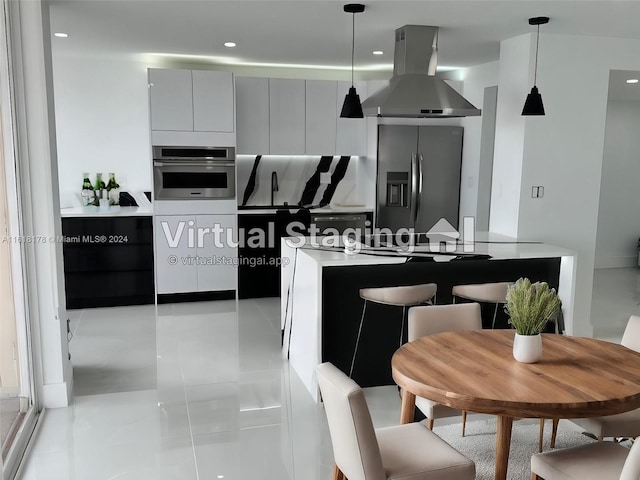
[416,153,424,225]
[410,153,418,227]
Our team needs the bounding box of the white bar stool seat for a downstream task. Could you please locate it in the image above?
[349,283,437,377]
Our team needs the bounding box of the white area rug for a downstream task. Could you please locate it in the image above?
[433,418,598,480]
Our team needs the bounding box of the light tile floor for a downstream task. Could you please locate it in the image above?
[17,268,639,479]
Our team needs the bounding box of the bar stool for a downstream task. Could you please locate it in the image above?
[349,283,437,377]
[452,282,511,329]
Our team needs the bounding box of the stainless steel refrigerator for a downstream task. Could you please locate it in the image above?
[376,125,463,232]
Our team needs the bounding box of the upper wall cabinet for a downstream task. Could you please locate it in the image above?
[149,69,193,131]
[269,78,306,155]
[235,77,368,156]
[235,76,270,154]
[149,68,234,133]
[305,80,338,155]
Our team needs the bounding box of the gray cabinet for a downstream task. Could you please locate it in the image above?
[235,76,270,154]
[305,80,338,155]
[149,69,193,131]
[269,78,306,154]
[149,68,234,134]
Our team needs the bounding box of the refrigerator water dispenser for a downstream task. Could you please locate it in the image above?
[386,172,408,207]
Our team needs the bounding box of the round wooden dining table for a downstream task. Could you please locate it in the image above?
[392,330,640,480]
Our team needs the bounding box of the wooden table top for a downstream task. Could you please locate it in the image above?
[392,330,640,418]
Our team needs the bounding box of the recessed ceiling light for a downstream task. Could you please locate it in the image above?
[372,50,384,55]
[627,79,639,84]
[224,42,236,48]
[54,32,68,38]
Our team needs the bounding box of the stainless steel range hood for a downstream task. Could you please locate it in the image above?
[362,25,481,118]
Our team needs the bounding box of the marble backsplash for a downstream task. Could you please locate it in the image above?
[236,155,367,208]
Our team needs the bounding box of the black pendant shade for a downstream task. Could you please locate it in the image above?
[340,4,365,119]
[341,86,364,118]
[522,86,545,115]
[522,16,549,116]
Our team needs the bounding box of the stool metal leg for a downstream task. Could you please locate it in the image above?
[491,303,499,329]
[399,305,406,347]
[349,300,367,377]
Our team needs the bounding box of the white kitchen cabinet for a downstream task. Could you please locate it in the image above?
[235,76,270,154]
[154,215,198,294]
[192,70,234,133]
[336,81,368,156]
[195,214,237,292]
[305,80,338,155]
[149,68,234,134]
[149,69,193,131]
[154,213,237,294]
[269,78,306,154]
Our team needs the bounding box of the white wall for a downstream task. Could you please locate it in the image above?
[52,55,152,206]
[595,100,640,268]
[452,62,499,225]
[490,34,532,238]
[492,33,640,336]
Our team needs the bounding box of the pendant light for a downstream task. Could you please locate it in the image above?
[340,3,365,118]
[522,16,549,116]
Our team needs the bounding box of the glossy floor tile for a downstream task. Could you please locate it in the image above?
[17,268,636,479]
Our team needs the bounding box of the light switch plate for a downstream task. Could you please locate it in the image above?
[320,172,331,184]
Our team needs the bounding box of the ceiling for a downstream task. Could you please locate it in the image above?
[49,1,640,73]
[608,70,640,101]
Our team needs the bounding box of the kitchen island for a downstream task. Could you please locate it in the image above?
[280,233,576,401]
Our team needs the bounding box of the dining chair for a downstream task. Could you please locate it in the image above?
[567,315,640,441]
[316,362,476,480]
[408,303,482,435]
[350,283,437,377]
[531,436,640,480]
[451,282,510,329]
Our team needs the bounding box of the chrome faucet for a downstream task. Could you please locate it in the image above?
[271,171,279,206]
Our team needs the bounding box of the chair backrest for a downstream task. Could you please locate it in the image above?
[452,282,510,303]
[618,436,640,480]
[408,303,482,341]
[316,362,385,480]
[622,316,640,352]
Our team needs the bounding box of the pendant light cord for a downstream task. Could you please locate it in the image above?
[351,12,355,86]
[534,24,540,86]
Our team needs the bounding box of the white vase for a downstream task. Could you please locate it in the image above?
[513,333,543,363]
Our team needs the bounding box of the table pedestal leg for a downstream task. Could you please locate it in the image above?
[495,416,513,480]
[399,389,416,424]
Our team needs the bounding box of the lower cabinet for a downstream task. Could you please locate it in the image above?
[238,212,310,299]
[154,214,237,295]
[61,216,154,309]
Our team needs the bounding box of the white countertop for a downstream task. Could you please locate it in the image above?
[283,232,575,267]
[61,192,153,217]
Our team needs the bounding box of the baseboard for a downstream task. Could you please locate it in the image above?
[157,290,236,304]
[594,256,636,269]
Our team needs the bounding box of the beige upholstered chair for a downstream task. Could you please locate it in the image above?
[316,362,475,480]
[569,315,640,441]
[350,283,437,377]
[531,436,640,480]
[408,303,482,436]
[452,282,510,329]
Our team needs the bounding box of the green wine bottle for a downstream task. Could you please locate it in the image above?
[81,172,95,206]
[94,173,106,206]
[106,173,120,205]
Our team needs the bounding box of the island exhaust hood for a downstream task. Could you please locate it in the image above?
[362,25,481,118]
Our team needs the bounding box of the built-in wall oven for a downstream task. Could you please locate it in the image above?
[153,146,235,200]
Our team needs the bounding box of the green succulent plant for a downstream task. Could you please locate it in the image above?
[505,278,561,335]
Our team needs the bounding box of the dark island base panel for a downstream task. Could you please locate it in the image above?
[67,295,155,310]
[322,257,562,389]
[157,290,236,304]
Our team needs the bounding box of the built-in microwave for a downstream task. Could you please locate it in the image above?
[153,146,235,200]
